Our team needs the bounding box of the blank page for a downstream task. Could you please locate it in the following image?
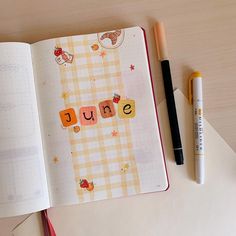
[0,43,49,217]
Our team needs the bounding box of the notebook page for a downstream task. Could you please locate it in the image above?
[0,43,49,217]
[31,27,168,206]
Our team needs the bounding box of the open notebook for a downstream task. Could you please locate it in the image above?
[0,26,168,218]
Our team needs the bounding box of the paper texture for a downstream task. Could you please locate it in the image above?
[48,89,236,236]
[0,43,49,217]
[31,26,168,206]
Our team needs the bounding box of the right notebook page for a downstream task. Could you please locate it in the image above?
[32,26,168,206]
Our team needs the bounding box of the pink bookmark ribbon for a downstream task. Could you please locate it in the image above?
[41,210,56,236]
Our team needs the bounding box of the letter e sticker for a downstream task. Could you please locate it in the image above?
[118,99,135,118]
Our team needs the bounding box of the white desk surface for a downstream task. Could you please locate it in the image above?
[1,0,236,235]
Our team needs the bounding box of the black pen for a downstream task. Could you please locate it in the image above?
[154,22,184,165]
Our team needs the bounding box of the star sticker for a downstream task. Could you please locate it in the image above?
[53,156,59,164]
[99,51,106,58]
[61,91,70,100]
[130,64,135,71]
[111,130,118,137]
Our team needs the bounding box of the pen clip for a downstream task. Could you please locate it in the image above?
[188,74,194,105]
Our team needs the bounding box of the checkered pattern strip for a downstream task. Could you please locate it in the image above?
[56,34,140,202]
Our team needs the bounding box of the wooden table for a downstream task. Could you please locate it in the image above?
[1,0,236,235]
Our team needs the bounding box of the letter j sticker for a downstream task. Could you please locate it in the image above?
[59,108,77,127]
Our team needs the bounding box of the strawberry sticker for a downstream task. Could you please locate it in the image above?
[79,179,89,188]
[54,46,74,65]
[54,47,63,57]
[79,179,94,191]
[113,93,121,103]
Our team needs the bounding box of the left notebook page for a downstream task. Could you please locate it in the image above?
[0,43,50,217]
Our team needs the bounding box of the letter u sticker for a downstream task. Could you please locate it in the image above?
[79,106,98,125]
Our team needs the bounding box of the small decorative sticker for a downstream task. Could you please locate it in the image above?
[61,91,70,100]
[91,43,99,51]
[99,50,106,58]
[113,93,121,103]
[86,182,94,191]
[73,125,80,133]
[98,29,125,49]
[54,47,74,65]
[111,130,118,137]
[129,64,135,71]
[79,179,89,188]
[79,179,94,191]
[121,163,129,173]
[54,47,63,57]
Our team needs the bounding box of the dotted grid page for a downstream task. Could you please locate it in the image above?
[31,27,168,207]
[0,43,49,218]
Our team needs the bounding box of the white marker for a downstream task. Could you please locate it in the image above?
[189,72,204,184]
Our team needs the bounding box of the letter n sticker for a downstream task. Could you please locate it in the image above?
[118,99,136,118]
[59,108,77,127]
[79,106,97,125]
[99,100,116,118]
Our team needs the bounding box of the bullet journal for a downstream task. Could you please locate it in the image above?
[0,27,168,217]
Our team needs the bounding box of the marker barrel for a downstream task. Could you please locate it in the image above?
[161,60,184,165]
[192,76,204,184]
